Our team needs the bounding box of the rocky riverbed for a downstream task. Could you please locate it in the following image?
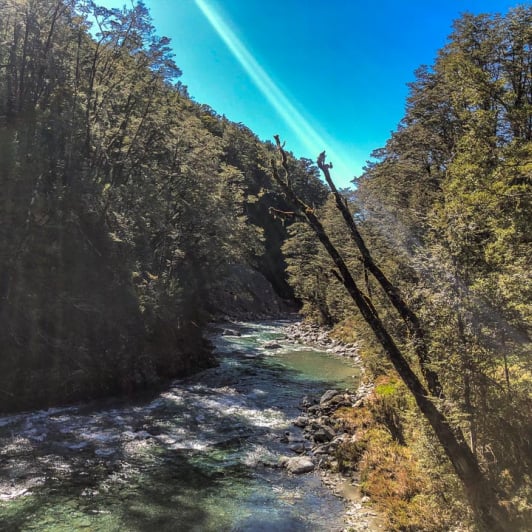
[283,322,361,360]
[282,386,381,531]
[281,321,382,531]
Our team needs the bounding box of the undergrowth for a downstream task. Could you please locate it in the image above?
[332,361,471,530]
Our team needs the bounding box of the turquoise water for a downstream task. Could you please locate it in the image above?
[0,320,360,531]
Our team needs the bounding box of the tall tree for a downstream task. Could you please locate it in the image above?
[271,135,516,530]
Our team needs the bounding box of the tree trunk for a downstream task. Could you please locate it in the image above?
[270,137,512,531]
[316,152,443,398]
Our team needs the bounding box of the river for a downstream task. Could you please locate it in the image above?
[0,320,361,531]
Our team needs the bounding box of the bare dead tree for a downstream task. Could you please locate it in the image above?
[269,136,512,532]
[316,151,443,398]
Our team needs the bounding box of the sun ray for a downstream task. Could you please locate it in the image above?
[195,0,354,182]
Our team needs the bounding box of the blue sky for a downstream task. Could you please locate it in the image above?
[98,0,520,186]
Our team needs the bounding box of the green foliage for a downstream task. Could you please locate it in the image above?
[284,5,531,527]
[0,0,292,411]
[283,193,362,325]
[361,8,531,497]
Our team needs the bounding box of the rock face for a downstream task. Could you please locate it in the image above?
[210,264,292,319]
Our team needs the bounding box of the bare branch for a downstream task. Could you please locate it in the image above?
[316,151,443,398]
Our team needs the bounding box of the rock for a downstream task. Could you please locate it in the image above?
[289,442,308,453]
[293,416,308,428]
[278,456,289,467]
[285,456,315,474]
[263,341,282,349]
[320,389,341,405]
[312,444,330,455]
[287,433,305,443]
[312,425,336,443]
[210,264,290,318]
[321,394,349,411]
[329,434,347,448]
[299,395,316,408]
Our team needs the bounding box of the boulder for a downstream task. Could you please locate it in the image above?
[289,442,308,454]
[312,425,336,443]
[312,444,330,455]
[321,394,349,410]
[299,395,316,408]
[287,433,305,443]
[279,431,290,443]
[293,416,309,428]
[320,389,341,405]
[285,456,315,474]
[263,341,282,349]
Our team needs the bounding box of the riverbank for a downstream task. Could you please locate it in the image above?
[291,386,383,532]
[283,321,361,361]
[281,321,384,531]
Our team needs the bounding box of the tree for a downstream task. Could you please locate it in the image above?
[317,7,531,527]
[270,136,513,531]
[0,0,274,411]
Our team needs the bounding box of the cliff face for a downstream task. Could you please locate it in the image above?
[209,264,295,319]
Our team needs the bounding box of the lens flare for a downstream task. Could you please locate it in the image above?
[195,0,354,182]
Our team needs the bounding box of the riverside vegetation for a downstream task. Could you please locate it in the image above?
[0,1,530,530]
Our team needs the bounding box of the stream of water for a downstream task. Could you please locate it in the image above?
[0,320,361,531]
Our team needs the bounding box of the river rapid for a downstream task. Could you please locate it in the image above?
[0,320,361,531]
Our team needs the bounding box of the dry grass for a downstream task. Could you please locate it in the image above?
[333,374,467,531]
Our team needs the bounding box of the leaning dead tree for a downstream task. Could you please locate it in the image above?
[316,152,444,398]
[270,136,512,532]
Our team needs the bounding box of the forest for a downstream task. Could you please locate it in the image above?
[0,1,530,530]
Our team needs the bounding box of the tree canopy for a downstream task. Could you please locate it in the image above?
[282,6,531,529]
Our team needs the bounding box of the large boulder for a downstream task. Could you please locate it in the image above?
[281,456,315,474]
